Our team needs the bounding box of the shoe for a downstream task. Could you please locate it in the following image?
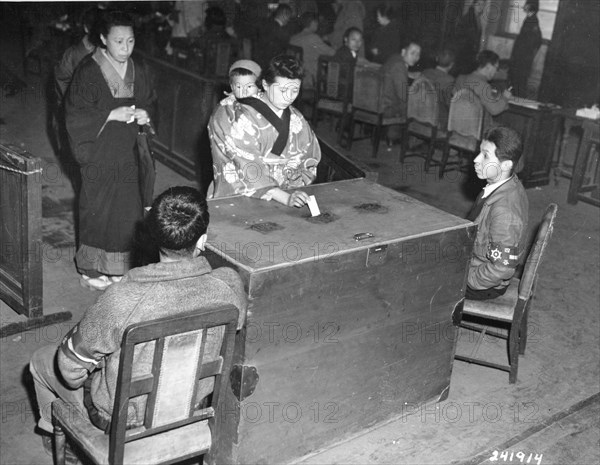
[109,276,123,283]
[79,274,111,291]
[41,433,81,465]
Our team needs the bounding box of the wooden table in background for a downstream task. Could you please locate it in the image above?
[496,99,562,188]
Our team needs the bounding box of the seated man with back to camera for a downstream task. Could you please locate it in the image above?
[454,50,512,131]
[466,126,529,300]
[29,186,247,461]
[421,48,456,130]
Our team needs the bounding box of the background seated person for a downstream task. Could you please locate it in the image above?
[333,26,363,65]
[422,48,456,130]
[290,12,335,91]
[466,126,529,300]
[208,55,321,208]
[454,50,512,131]
[381,38,421,141]
[29,186,247,454]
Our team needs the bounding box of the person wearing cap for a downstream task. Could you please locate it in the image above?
[227,59,262,100]
[208,55,321,208]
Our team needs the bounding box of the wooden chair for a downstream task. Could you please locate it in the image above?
[454,203,558,384]
[311,55,353,145]
[406,76,444,168]
[52,304,239,465]
[435,88,484,178]
[346,64,408,161]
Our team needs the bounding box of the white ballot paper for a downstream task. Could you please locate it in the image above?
[307,195,321,217]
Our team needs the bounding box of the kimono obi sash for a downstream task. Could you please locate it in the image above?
[238,97,290,156]
[92,48,135,98]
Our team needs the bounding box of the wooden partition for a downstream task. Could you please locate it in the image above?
[0,144,43,318]
[134,50,225,190]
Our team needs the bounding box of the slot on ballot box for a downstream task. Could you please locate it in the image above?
[204,178,476,465]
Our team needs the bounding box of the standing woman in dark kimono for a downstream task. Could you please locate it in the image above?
[66,10,153,291]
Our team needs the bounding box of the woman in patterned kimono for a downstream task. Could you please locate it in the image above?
[208,55,321,208]
[66,11,154,291]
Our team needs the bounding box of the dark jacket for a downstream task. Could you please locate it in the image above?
[468,176,529,290]
[381,53,409,119]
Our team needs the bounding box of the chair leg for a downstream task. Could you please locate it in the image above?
[347,114,356,150]
[54,424,66,465]
[439,141,451,179]
[337,112,347,146]
[425,129,438,172]
[508,326,520,384]
[519,303,531,355]
[399,124,408,164]
[372,123,382,158]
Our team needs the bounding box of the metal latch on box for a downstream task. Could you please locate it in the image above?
[366,244,388,267]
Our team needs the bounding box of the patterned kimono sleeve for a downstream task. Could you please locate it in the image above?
[284,110,321,189]
[208,100,271,198]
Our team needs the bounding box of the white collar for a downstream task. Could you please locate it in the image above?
[482,175,513,198]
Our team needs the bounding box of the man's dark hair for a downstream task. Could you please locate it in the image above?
[477,50,500,69]
[263,55,304,84]
[98,10,135,40]
[205,6,227,29]
[483,126,523,165]
[147,186,209,256]
[436,48,455,68]
[273,4,293,21]
[343,26,362,41]
[376,4,396,20]
[525,0,539,14]
[299,12,318,30]
[401,37,420,51]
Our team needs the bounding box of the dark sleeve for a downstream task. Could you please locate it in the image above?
[468,201,526,290]
[65,59,111,163]
[55,46,77,100]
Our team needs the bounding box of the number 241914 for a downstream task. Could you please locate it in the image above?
[489,450,543,464]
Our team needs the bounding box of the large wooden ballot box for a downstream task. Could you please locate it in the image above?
[204,178,476,464]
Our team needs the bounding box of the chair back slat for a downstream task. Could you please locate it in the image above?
[316,55,352,102]
[408,76,439,127]
[108,305,239,464]
[153,329,206,427]
[143,337,164,429]
[352,65,383,113]
[518,204,558,300]
[448,88,484,140]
